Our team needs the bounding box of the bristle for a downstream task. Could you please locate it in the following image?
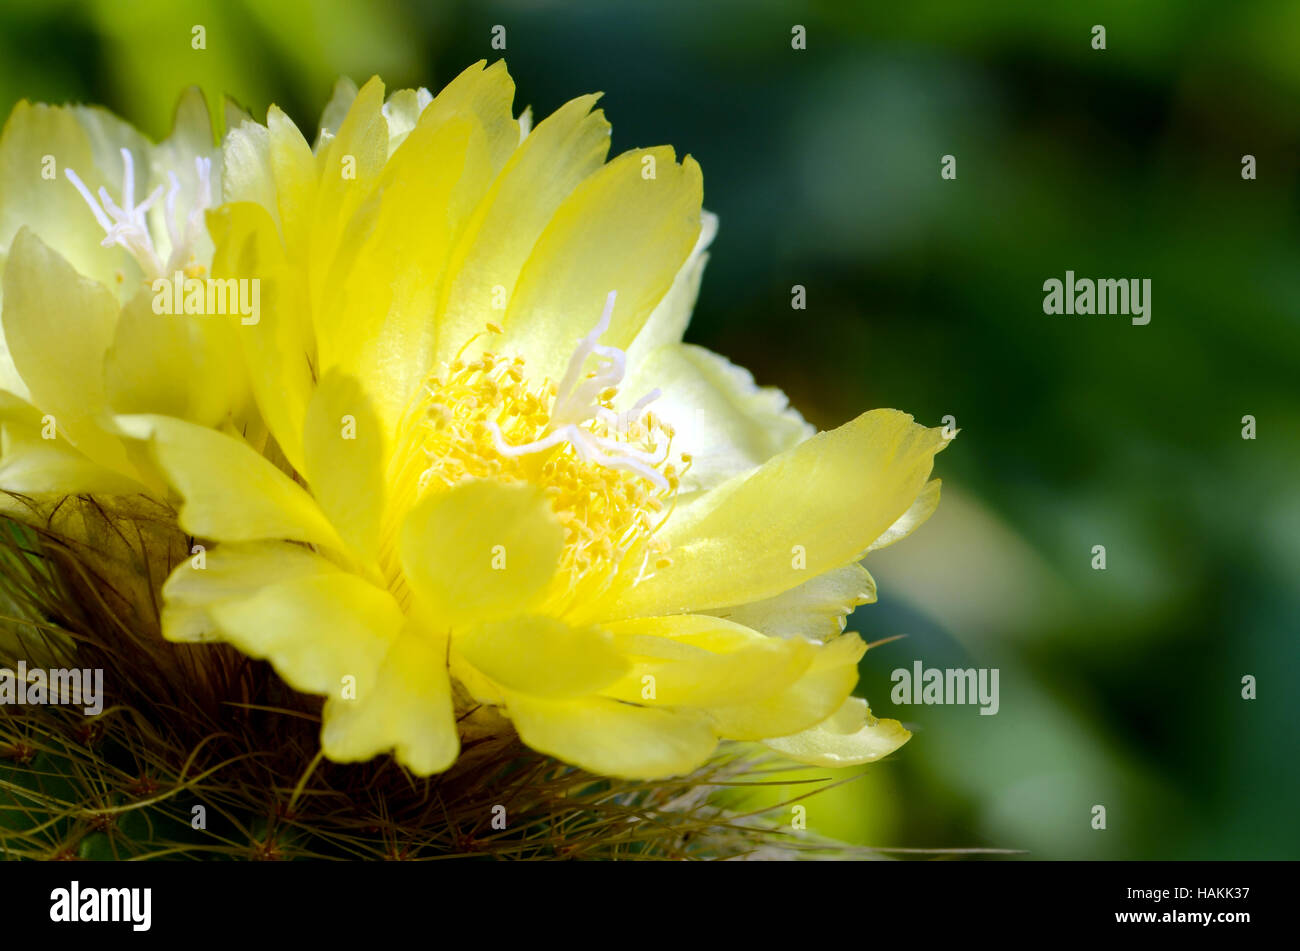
[0,503,872,861]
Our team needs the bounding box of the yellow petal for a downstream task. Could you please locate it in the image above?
[421,60,519,175]
[161,540,341,643]
[314,112,492,434]
[266,105,319,259]
[399,479,563,629]
[600,614,813,708]
[311,76,387,266]
[605,409,949,619]
[0,389,141,495]
[2,229,134,474]
[207,201,314,473]
[0,440,142,497]
[448,649,508,707]
[454,616,628,699]
[764,697,911,767]
[506,694,717,779]
[320,628,459,775]
[501,146,703,382]
[102,286,245,428]
[434,92,610,362]
[303,369,386,562]
[210,573,401,697]
[705,563,876,641]
[0,444,141,496]
[115,413,345,552]
[624,209,717,364]
[705,632,866,740]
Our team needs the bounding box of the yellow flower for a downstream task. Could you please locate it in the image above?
[0,89,249,501]
[119,61,950,779]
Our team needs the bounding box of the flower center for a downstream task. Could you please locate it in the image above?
[384,292,687,609]
[65,147,213,282]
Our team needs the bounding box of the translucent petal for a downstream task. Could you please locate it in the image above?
[315,77,358,145]
[314,112,492,435]
[312,76,388,261]
[266,105,318,257]
[221,120,277,222]
[435,92,610,363]
[764,697,911,767]
[506,693,717,779]
[704,632,866,740]
[381,87,428,154]
[146,86,220,266]
[705,563,877,641]
[620,342,812,494]
[624,209,717,364]
[421,60,519,175]
[604,409,949,619]
[0,101,138,292]
[500,146,703,382]
[600,614,814,708]
[867,478,941,552]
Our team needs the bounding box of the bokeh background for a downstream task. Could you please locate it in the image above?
[3,0,1296,859]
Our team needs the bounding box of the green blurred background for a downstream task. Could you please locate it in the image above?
[3,0,1296,859]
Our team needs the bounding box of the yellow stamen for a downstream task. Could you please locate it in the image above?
[382,324,681,608]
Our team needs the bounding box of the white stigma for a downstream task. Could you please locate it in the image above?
[65,147,212,281]
[487,290,671,490]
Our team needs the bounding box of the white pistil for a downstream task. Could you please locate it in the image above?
[65,147,212,281]
[486,290,671,489]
